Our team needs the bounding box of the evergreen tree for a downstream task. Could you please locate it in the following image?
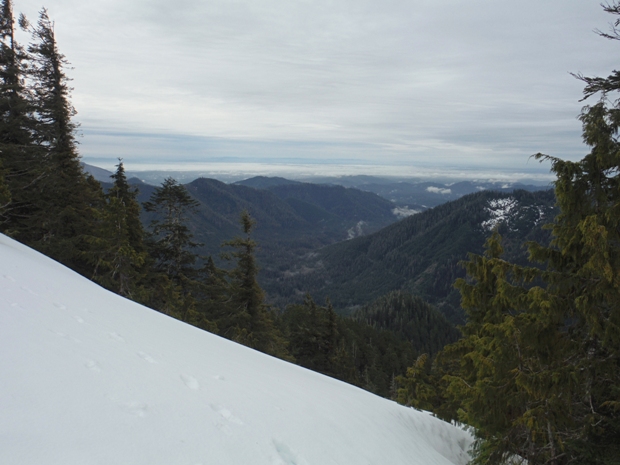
[443,233,555,464]
[108,160,147,255]
[187,255,223,333]
[143,177,200,287]
[396,354,437,412]
[439,13,620,458]
[221,210,290,358]
[19,9,104,274]
[355,290,460,356]
[281,294,343,374]
[88,160,148,298]
[0,0,41,234]
[0,159,10,212]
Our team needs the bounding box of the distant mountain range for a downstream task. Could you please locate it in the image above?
[303,175,552,209]
[89,166,402,280]
[82,163,551,211]
[182,177,399,259]
[83,163,557,321]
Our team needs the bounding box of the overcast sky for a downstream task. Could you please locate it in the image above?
[14,0,619,178]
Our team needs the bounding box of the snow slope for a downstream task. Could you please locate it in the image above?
[0,234,472,465]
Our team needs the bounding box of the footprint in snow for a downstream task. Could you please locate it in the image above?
[273,439,306,465]
[137,351,157,364]
[108,332,125,343]
[213,375,225,381]
[85,360,101,372]
[180,374,200,390]
[118,401,148,417]
[74,316,85,324]
[20,285,37,295]
[3,275,16,282]
[210,404,243,436]
[53,302,67,310]
[51,330,81,344]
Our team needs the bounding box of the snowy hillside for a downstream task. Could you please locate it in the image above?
[0,234,472,465]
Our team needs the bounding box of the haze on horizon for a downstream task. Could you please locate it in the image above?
[15,0,616,178]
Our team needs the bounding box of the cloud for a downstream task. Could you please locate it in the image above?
[14,0,616,172]
[426,186,452,195]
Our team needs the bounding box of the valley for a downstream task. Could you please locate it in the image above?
[89,164,557,324]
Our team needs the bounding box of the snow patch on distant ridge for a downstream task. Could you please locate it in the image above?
[482,197,518,231]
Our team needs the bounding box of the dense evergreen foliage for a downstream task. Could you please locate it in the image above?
[217,211,290,358]
[89,160,149,299]
[0,3,103,276]
[354,290,460,356]
[0,0,38,233]
[144,177,201,287]
[279,294,419,398]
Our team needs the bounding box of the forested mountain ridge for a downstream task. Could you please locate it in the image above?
[234,175,301,188]
[264,189,557,322]
[101,176,403,281]
[347,179,550,208]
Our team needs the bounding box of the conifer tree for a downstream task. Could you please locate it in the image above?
[143,177,200,288]
[19,9,104,274]
[221,210,290,358]
[0,159,10,211]
[191,255,226,333]
[108,160,147,255]
[0,0,41,234]
[439,16,620,460]
[88,160,148,298]
[282,294,341,374]
[396,354,437,412]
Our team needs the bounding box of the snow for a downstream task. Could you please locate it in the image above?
[0,233,473,465]
[482,197,518,231]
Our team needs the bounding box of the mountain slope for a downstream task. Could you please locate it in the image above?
[268,189,557,321]
[234,176,301,189]
[0,233,472,465]
[129,177,401,281]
